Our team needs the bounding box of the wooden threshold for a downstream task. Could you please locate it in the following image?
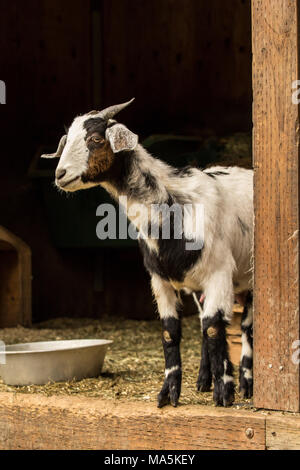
[0,392,299,450]
[0,392,266,450]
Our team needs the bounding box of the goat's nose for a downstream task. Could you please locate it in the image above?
[56,168,67,180]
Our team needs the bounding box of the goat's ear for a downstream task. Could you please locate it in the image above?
[41,134,67,159]
[105,124,138,153]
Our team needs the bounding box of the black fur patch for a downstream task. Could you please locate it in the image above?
[206,170,230,177]
[241,292,253,349]
[172,166,194,177]
[202,309,229,332]
[241,355,253,369]
[237,216,249,236]
[239,292,253,398]
[138,238,168,280]
[138,191,202,281]
[126,169,160,200]
[106,150,142,192]
[161,316,182,369]
[197,336,212,392]
[143,171,158,191]
[246,291,253,303]
[138,235,202,282]
[202,310,235,406]
[158,315,182,408]
[157,236,202,281]
[83,117,107,139]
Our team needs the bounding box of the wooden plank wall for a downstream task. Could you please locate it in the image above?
[0,0,95,322]
[0,0,92,152]
[252,0,300,411]
[100,0,252,134]
[0,227,32,327]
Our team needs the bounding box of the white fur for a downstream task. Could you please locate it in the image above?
[241,333,253,358]
[165,365,180,377]
[222,360,234,384]
[53,111,253,326]
[242,303,253,328]
[55,114,97,191]
[151,274,180,319]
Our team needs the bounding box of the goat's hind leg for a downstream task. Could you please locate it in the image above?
[201,274,235,407]
[192,293,212,392]
[197,336,212,392]
[203,311,235,406]
[239,291,253,398]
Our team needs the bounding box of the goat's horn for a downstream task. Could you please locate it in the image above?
[41,134,67,159]
[99,98,135,120]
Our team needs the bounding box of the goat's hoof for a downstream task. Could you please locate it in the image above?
[196,373,212,392]
[157,373,181,408]
[239,377,253,399]
[213,378,235,407]
[157,388,178,408]
[157,393,170,408]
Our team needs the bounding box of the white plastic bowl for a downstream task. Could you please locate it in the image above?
[0,339,112,386]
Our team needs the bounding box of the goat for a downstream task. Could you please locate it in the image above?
[41,99,253,407]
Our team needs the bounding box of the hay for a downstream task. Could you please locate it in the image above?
[0,315,253,409]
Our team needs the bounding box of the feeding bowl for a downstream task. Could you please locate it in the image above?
[0,339,112,386]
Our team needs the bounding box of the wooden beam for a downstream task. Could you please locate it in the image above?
[266,414,300,449]
[0,393,266,450]
[252,0,300,411]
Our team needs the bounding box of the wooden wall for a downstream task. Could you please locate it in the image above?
[100,0,252,134]
[0,0,96,322]
[1,0,252,145]
[0,0,92,162]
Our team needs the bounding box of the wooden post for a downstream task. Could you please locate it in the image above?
[252,0,300,411]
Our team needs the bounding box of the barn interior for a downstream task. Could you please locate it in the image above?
[0,0,252,326]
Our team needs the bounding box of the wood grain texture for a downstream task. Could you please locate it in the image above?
[0,227,31,327]
[228,310,242,365]
[266,414,300,449]
[0,0,92,148]
[100,0,252,134]
[0,393,266,450]
[252,0,300,411]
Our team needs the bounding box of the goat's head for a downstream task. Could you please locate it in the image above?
[41,99,137,192]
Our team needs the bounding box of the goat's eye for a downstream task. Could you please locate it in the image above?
[92,136,101,143]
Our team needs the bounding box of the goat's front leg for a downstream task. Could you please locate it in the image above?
[192,293,212,392]
[151,275,182,408]
[202,274,235,406]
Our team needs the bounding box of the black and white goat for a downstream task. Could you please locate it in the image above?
[42,99,253,407]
